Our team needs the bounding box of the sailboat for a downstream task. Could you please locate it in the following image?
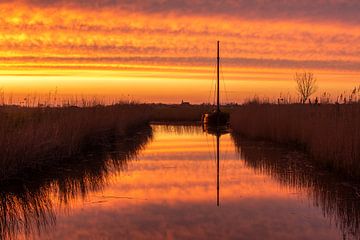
[202,41,230,127]
[202,42,230,207]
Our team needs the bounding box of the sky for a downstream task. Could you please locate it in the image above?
[0,0,359,104]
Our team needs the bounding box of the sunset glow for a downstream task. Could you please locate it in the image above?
[0,0,359,103]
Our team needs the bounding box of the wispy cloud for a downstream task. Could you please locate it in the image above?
[0,0,359,82]
[2,56,360,72]
[9,0,360,24]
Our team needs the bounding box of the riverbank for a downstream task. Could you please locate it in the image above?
[148,104,237,122]
[0,124,152,240]
[0,104,151,181]
[0,103,236,182]
[5,102,358,182]
[230,104,360,178]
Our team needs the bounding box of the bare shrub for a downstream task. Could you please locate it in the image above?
[295,72,318,103]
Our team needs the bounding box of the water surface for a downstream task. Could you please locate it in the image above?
[1,124,360,240]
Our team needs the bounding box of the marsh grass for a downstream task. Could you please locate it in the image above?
[149,104,211,122]
[0,104,151,181]
[149,104,237,122]
[231,135,360,239]
[0,102,237,181]
[0,125,152,240]
[230,104,360,178]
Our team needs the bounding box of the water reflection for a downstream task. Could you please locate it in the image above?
[153,123,204,135]
[202,125,230,207]
[231,134,360,239]
[0,185,55,240]
[1,124,360,239]
[0,126,152,240]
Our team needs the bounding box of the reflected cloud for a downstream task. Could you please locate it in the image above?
[231,133,360,239]
[0,187,55,240]
[41,124,357,239]
[48,200,340,240]
[1,124,359,239]
[0,126,152,240]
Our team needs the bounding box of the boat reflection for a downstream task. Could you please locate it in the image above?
[2,124,360,239]
[0,126,153,240]
[231,133,360,240]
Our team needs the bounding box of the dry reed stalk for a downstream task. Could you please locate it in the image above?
[230,104,360,177]
[0,104,151,181]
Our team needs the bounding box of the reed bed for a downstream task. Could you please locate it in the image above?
[231,135,360,239]
[0,104,151,181]
[149,104,237,122]
[149,104,211,122]
[230,104,360,178]
[0,126,152,240]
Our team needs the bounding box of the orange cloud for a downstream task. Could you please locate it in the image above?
[0,1,359,102]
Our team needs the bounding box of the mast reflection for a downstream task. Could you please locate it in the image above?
[203,124,230,207]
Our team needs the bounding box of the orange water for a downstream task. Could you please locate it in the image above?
[9,124,359,240]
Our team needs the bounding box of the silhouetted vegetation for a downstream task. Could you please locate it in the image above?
[230,104,360,178]
[149,104,211,122]
[0,101,239,181]
[295,72,318,103]
[0,104,151,182]
[0,125,152,239]
[149,104,237,122]
[231,135,360,239]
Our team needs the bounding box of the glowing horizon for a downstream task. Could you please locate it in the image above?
[0,0,359,104]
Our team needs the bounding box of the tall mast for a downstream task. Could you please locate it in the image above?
[217,41,220,112]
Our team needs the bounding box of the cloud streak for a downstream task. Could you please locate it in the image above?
[0,0,359,101]
[1,56,360,72]
[8,0,360,24]
[1,7,360,61]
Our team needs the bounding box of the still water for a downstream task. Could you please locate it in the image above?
[1,124,360,240]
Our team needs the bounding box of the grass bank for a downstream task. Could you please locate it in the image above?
[0,125,152,240]
[0,104,151,181]
[149,104,237,122]
[230,135,360,239]
[230,104,360,178]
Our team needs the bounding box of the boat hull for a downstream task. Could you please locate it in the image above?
[202,111,230,126]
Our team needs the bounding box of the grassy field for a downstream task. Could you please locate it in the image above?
[0,104,151,181]
[230,104,360,178]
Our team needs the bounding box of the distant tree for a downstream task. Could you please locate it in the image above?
[294,72,318,103]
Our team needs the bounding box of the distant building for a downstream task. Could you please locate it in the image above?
[181,100,190,105]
